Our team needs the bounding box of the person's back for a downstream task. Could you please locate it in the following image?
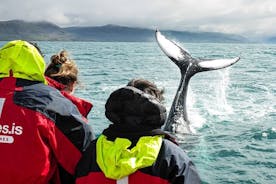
[0,40,94,184]
[75,79,201,184]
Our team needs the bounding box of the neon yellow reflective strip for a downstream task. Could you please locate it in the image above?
[0,40,46,84]
[96,135,163,180]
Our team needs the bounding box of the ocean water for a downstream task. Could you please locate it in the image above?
[2,41,275,183]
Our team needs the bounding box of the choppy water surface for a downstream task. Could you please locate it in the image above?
[6,41,275,183]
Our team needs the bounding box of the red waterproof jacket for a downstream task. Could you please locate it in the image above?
[0,77,94,184]
[0,40,94,184]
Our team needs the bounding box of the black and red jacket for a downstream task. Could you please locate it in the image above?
[76,137,200,184]
[46,77,93,119]
[0,77,94,184]
[75,86,201,184]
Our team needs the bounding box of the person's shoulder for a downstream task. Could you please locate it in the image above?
[24,82,71,104]
[17,81,82,117]
[161,139,201,183]
[162,139,184,153]
[160,139,192,163]
[21,80,61,95]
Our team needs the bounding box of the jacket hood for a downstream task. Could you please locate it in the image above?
[0,40,46,83]
[96,135,163,180]
[105,86,167,130]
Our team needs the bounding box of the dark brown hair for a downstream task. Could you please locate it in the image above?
[127,78,164,102]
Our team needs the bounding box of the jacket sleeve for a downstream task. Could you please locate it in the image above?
[46,93,95,183]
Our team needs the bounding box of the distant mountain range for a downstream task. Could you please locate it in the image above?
[0,20,274,43]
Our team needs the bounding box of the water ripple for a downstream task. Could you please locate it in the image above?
[212,149,246,158]
[244,145,275,152]
[252,128,276,140]
[27,41,276,184]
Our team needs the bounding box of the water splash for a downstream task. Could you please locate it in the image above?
[172,68,235,137]
[172,87,206,135]
[172,106,192,134]
[208,69,234,115]
[187,87,205,132]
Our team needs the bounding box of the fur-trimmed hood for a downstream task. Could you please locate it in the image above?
[104,86,167,138]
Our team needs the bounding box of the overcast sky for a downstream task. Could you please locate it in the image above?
[1,0,275,38]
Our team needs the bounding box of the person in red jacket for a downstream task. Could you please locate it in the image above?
[45,50,93,119]
[75,78,201,184]
[0,40,94,184]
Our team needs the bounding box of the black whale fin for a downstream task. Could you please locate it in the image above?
[155,30,240,133]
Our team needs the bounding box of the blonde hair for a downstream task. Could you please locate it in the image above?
[45,50,78,86]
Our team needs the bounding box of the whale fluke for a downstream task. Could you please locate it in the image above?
[155,30,240,133]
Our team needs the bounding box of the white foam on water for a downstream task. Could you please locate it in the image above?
[187,87,206,132]
[202,69,234,117]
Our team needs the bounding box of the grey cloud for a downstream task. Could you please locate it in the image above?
[0,0,275,37]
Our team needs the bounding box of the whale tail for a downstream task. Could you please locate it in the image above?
[155,30,240,73]
[155,30,240,133]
